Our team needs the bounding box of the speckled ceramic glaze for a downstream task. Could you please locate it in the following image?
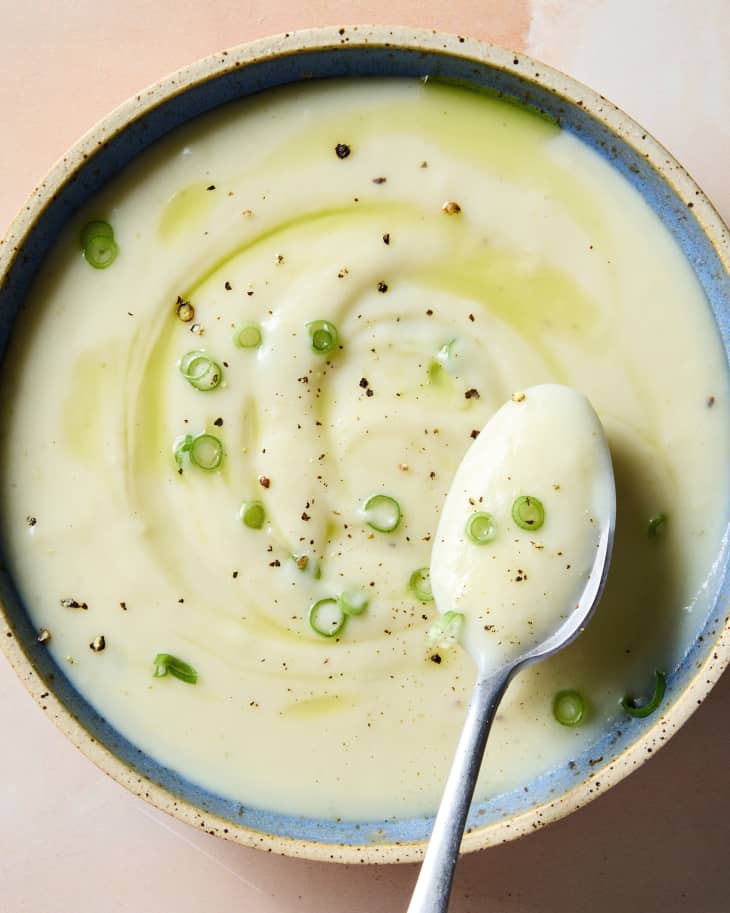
[0,27,728,863]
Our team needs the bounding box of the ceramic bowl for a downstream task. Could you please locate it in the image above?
[1,26,728,863]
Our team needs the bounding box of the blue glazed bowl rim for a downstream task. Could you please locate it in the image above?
[1,26,728,863]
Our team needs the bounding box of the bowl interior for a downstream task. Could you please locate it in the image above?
[1,29,729,857]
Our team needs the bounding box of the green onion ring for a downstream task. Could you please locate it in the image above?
[408,567,434,602]
[173,433,194,466]
[363,494,401,533]
[189,433,223,471]
[552,689,586,726]
[153,653,198,684]
[179,350,223,391]
[234,323,263,349]
[306,319,339,354]
[240,500,266,530]
[79,220,114,249]
[512,495,545,531]
[465,511,497,545]
[83,233,118,269]
[338,588,369,616]
[308,598,346,637]
[622,670,666,718]
[427,610,464,649]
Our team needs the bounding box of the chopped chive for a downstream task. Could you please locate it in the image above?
[647,513,667,539]
[83,233,118,269]
[363,494,401,533]
[621,670,666,718]
[409,567,434,602]
[153,653,198,684]
[240,500,266,530]
[307,320,339,354]
[338,588,369,616]
[427,611,464,650]
[512,495,545,531]
[434,338,462,375]
[173,433,194,466]
[308,598,346,637]
[79,220,114,249]
[552,689,586,726]
[189,433,223,470]
[234,323,262,349]
[179,350,223,391]
[465,511,497,545]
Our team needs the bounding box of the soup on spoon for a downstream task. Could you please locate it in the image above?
[430,383,616,672]
[409,384,615,913]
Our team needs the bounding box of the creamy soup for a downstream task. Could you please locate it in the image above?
[431,384,614,670]
[1,79,727,821]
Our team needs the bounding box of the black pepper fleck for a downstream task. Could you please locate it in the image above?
[213,417,223,427]
[335,143,351,159]
[377,281,388,293]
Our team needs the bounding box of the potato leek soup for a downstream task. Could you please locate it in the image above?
[1,79,727,821]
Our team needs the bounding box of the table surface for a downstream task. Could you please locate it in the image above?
[1,2,729,911]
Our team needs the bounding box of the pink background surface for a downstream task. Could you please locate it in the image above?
[1,2,729,911]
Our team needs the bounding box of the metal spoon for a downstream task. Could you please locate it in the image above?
[407,386,616,913]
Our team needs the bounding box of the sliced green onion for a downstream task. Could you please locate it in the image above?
[308,598,346,637]
[647,513,667,539]
[234,323,263,349]
[363,494,401,533]
[437,338,457,362]
[427,611,464,650]
[465,512,497,545]
[338,588,369,616]
[79,220,114,249]
[409,567,434,603]
[621,670,666,718]
[173,433,194,466]
[189,433,223,471]
[153,653,198,684]
[512,495,545,531]
[240,500,266,530]
[179,350,223,391]
[552,690,586,726]
[307,320,339,354]
[83,233,118,269]
[434,338,463,376]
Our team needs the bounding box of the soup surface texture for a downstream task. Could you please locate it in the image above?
[1,79,727,821]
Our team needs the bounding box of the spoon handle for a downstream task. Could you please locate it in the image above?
[407,667,513,913]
